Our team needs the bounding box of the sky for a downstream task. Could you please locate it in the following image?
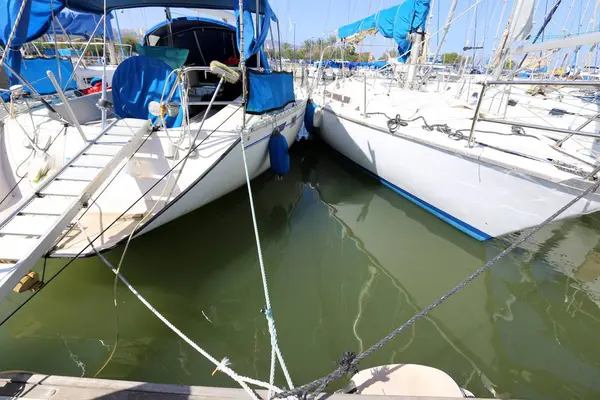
[115,0,600,61]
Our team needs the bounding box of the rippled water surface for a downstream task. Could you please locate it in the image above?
[1,138,600,399]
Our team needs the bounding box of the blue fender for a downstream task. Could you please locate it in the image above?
[269,130,290,176]
[304,101,317,133]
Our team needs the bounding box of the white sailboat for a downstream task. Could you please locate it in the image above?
[308,0,600,241]
[0,0,306,303]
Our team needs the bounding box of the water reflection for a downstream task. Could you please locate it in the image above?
[0,139,599,399]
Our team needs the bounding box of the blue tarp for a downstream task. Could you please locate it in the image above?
[43,47,83,57]
[338,0,431,62]
[0,1,109,86]
[0,0,277,87]
[235,0,276,70]
[246,71,294,114]
[338,14,377,39]
[0,0,63,86]
[20,57,78,94]
[55,9,114,39]
[112,55,183,128]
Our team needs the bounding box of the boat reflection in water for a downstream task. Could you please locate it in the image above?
[0,139,600,399]
[307,138,600,399]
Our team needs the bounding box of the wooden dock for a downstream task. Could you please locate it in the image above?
[0,373,494,399]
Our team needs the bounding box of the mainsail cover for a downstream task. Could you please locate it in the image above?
[338,0,431,62]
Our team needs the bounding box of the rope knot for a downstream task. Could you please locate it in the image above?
[260,307,273,319]
[336,351,358,375]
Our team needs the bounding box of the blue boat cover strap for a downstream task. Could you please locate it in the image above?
[246,70,295,114]
[112,55,183,128]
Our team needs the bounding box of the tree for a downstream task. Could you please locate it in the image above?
[504,59,515,69]
[378,49,398,60]
[121,35,140,49]
[440,52,462,65]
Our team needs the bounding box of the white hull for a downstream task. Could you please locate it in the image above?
[317,102,600,240]
[0,94,306,257]
[140,104,305,237]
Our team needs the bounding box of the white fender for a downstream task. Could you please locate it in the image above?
[313,106,323,128]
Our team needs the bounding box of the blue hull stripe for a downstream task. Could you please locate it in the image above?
[348,159,492,241]
[245,133,271,149]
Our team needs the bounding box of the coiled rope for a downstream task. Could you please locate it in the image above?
[275,176,600,399]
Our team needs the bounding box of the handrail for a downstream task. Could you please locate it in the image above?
[485,79,600,87]
[467,80,600,148]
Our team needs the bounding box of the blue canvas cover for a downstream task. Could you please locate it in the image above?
[338,0,431,62]
[19,57,78,94]
[338,14,377,39]
[246,70,294,114]
[234,0,276,70]
[55,9,113,39]
[112,56,183,128]
[0,0,59,86]
[0,0,277,86]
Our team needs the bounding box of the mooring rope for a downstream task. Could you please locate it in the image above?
[76,221,276,400]
[238,125,294,396]
[274,176,600,399]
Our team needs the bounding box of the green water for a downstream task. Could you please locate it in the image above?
[2,139,600,399]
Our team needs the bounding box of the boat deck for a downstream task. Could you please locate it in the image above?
[322,79,597,184]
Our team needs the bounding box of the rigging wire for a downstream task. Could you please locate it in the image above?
[94,74,227,378]
[76,221,271,400]
[0,106,242,329]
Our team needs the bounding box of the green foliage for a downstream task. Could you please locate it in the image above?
[120,35,140,49]
[504,59,515,69]
[272,35,339,61]
[378,49,398,60]
[440,52,462,65]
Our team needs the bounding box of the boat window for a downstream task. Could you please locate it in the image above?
[144,18,260,117]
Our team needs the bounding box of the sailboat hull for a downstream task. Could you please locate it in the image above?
[139,102,306,236]
[319,107,600,240]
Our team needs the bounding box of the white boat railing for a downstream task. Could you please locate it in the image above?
[468,79,600,149]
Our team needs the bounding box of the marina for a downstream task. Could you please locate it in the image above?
[1,143,600,399]
[2,0,600,398]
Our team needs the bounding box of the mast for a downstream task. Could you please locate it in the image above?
[419,0,458,84]
[101,0,108,128]
[256,0,260,69]
[239,0,247,129]
[114,10,126,61]
[431,0,458,66]
[164,8,173,47]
